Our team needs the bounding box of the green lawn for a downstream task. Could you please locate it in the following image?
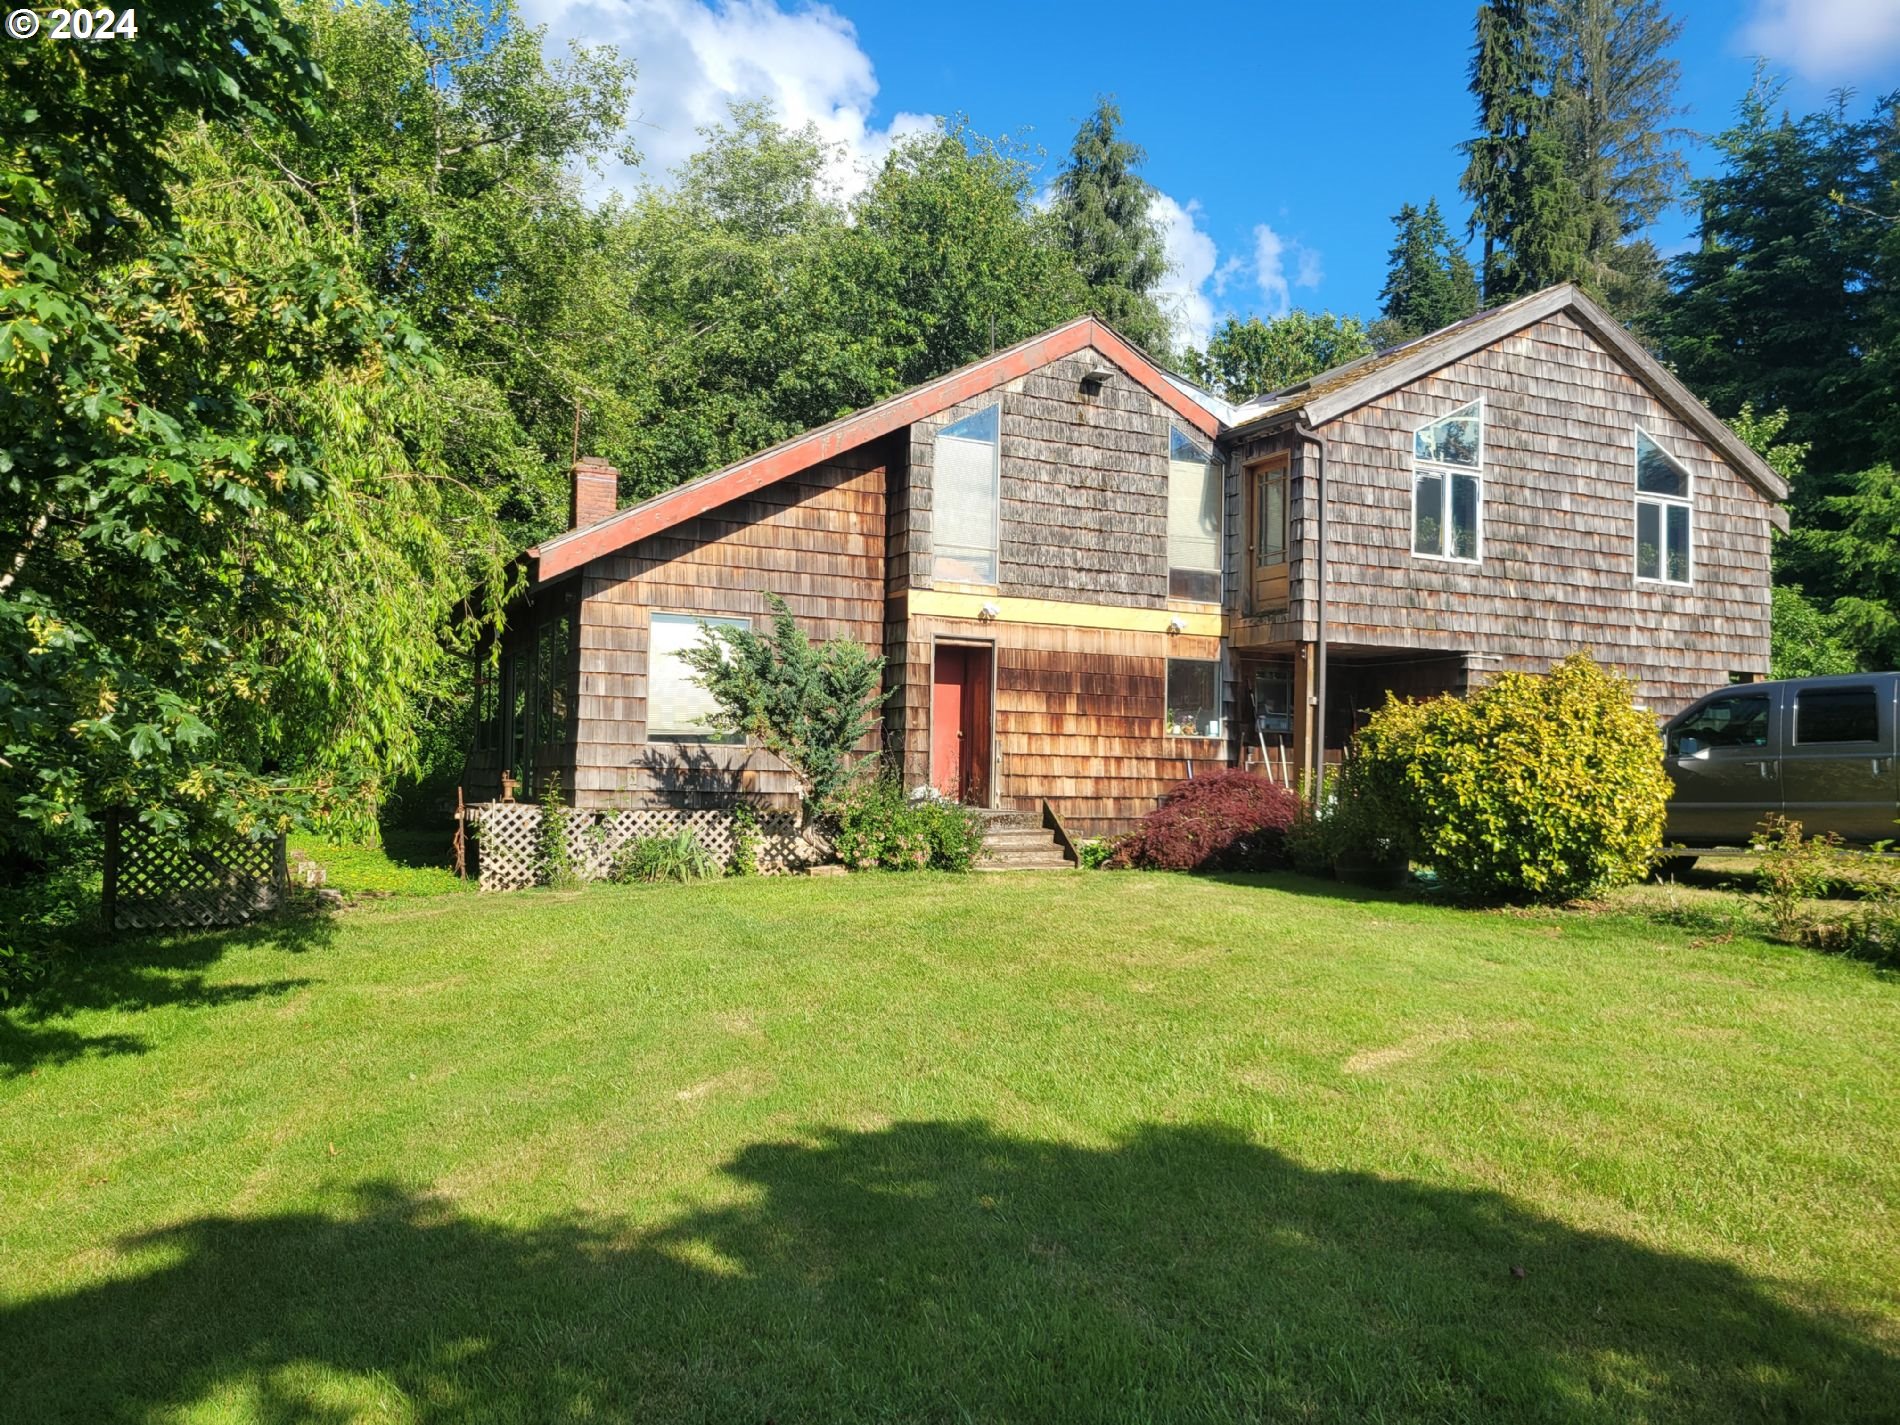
[2,871,1895,1422]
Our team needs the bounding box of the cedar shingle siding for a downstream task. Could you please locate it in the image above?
[1230,311,1771,709]
[477,292,1779,834]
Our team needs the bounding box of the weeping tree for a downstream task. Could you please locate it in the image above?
[679,594,886,812]
[0,0,507,861]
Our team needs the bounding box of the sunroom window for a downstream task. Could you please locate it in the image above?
[933,404,1001,585]
[1635,427,1691,585]
[1412,400,1482,562]
[1168,426,1223,602]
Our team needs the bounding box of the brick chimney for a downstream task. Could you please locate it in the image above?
[569,456,619,530]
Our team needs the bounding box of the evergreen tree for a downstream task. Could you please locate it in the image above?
[1378,198,1481,338]
[1539,0,1687,319]
[1050,98,1174,354]
[1509,123,1592,293]
[1460,0,1545,301]
[1658,77,1885,490]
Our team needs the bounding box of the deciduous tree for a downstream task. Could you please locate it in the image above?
[1181,311,1374,404]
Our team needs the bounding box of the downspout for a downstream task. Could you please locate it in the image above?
[1292,420,1329,805]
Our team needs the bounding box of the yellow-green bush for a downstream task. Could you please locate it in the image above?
[1345,654,1669,903]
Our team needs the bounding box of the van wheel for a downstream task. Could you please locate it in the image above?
[1655,855,1698,880]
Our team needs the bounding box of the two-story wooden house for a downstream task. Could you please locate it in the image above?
[464,284,1785,838]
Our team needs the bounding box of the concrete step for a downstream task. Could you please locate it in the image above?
[981,827,1064,850]
[975,857,1074,871]
[966,803,1076,870]
[972,809,1041,832]
[973,839,1074,871]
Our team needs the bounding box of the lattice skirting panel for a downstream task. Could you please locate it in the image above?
[103,816,288,932]
[466,803,825,892]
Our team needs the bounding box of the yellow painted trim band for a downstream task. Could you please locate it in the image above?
[907,589,1223,638]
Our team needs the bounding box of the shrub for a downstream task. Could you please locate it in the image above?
[1750,815,1843,939]
[0,941,50,1007]
[828,777,983,872]
[1284,782,1409,879]
[534,775,583,891]
[729,804,762,877]
[1077,838,1118,870]
[1346,653,1669,904]
[678,593,886,810]
[1109,770,1299,873]
[610,827,723,885]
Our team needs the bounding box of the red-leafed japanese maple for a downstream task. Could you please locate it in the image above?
[1109,771,1301,872]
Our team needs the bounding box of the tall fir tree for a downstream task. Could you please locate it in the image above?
[1050,98,1173,354]
[1539,0,1687,320]
[1378,198,1481,338]
[1660,79,1899,669]
[1658,77,1885,491]
[1510,123,1593,293]
[1459,0,1545,301]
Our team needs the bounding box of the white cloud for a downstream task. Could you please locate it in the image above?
[1150,192,1220,349]
[1250,223,1322,318]
[519,0,936,196]
[1738,0,1900,81]
[518,1,1328,347]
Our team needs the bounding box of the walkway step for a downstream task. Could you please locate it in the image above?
[970,806,1075,871]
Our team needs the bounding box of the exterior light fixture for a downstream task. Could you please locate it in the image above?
[1166,615,1186,635]
[979,602,1001,621]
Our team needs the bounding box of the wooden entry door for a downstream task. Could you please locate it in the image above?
[931,645,993,805]
[1248,459,1290,613]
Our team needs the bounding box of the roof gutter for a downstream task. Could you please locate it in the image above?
[1291,418,1330,806]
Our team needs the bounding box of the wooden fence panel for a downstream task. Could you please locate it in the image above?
[103,813,288,932]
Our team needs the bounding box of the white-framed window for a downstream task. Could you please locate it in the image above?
[1168,425,1223,602]
[648,611,749,743]
[1635,426,1692,586]
[933,403,1001,585]
[1166,657,1223,738]
[1411,399,1483,563]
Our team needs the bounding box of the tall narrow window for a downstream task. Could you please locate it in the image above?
[1635,427,1692,585]
[933,404,1000,585]
[648,612,749,743]
[507,649,531,792]
[1412,400,1482,562]
[474,654,499,751]
[533,608,577,747]
[1169,426,1222,601]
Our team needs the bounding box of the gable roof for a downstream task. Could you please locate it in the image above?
[530,316,1219,583]
[1227,284,1790,528]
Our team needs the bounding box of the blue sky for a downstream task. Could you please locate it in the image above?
[524,0,1900,345]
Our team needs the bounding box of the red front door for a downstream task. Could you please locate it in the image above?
[931,645,992,804]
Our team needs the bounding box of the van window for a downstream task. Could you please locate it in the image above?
[1795,687,1879,745]
[1668,693,1770,756]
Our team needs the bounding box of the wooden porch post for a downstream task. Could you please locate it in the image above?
[1291,641,1317,799]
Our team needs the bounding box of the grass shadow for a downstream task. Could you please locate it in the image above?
[0,914,329,1077]
[1201,868,1427,906]
[3,1119,1891,1421]
[373,825,458,871]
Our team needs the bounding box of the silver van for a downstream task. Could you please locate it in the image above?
[1663,674,1900,847]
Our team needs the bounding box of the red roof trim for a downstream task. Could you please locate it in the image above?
[529,317,1217,582]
